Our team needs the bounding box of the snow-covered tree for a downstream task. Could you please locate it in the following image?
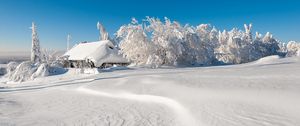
[248,32,264,61]
[97,21,109,41]
[116,18,154,65]
[209,27,219,48]
[145,17,186,66]
[67,34,71,51]
[261,32,280,56]
[243,24,252,42]
[30,22,41,64]
[286,41,300,57]
[116,17,283,67]
[40,48,60,63]
[214,23,282,64]
[181,24,215,65]
[215,28,243,64]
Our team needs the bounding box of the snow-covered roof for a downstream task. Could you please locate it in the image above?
[63,40,129,67]
[64,41,105,60]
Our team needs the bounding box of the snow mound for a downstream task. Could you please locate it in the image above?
[6,61,67,82]
[31,63,49,79]
[74,68,99,74]
[254,55,281,64]
[6,62,18,75]
[9,61,37,82]
[48,61,67,75]
[83,68,100,74]
[101,65,129,72]
[72,65,128,74]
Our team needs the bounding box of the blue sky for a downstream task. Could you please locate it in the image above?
[0,0,300,52]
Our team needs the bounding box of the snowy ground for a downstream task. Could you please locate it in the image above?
[0,56,300,126]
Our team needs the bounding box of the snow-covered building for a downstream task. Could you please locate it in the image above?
[63,40,129,68]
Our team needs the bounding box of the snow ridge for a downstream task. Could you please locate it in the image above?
[77,86,200,126]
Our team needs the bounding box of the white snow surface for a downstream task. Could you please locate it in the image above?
[1,56,300,126]
[253,55,281,64]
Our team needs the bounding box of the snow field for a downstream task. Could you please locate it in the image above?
[0,56,300,126]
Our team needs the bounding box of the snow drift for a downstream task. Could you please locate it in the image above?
[8,61,37,82]
[254,55,281,64]
[6,61,67,82]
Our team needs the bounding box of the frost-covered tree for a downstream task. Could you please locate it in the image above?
[41,48,60,63]
[214,23,282,64]
[215,28,244,64]
[30,22,41,64]
[97,21,109,41]
[286,41,300,57]
[261,32,280,56]
[248,32,264,61]
[116,18,154,65]
[243,24,253,42]
[67,34,71,51]
[116,17,282,67]
[146,17,186,66]
[195,24,216,64]
[209,27,219,48]
[181,24,215,65]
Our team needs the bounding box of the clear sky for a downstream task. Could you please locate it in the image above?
[0,0,299,52]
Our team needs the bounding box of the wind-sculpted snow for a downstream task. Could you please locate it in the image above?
[253,55,281,64]
[77,86,199,126]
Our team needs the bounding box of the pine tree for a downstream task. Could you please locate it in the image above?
[30,22,41,64]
